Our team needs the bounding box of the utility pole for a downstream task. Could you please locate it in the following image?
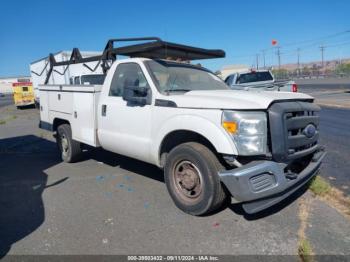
[261,50,266,68]
[297,48,301,77]
[276,47,281,70]
[256,54,259,70]
[320,45,325,69]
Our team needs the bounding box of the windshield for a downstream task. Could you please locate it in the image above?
[80,74,106,85]
[237,71,273,84]
[145,60,229,93]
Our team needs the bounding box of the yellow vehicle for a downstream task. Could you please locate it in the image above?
[12,82,35,108]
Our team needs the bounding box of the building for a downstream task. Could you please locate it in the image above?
[0,76,31,94]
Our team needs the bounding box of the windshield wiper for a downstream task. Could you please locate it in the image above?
[163,89,192,93]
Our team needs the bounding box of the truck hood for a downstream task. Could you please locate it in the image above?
[167,90,313,110]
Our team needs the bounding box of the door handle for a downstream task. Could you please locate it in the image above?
[102,104,107,116]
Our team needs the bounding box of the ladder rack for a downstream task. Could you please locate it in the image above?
[43,37,225,84]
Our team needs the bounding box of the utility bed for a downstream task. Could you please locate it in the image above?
[39,84,102,146]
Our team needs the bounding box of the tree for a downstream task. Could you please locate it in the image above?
[301,66,311,77]
[335,63,350,76]
[271,68,288,79]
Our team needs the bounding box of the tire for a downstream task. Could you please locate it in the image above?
[56,124,82,163]
[164,142,228,216]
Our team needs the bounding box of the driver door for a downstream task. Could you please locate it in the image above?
[98,62,153,163]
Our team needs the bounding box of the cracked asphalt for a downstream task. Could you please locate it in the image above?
[0,100,349,257]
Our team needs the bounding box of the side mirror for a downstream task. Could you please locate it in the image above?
[122,86,149,105]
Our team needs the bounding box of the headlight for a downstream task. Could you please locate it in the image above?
[222,111,267,155]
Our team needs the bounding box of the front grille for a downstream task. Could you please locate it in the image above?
[268,101,320,162]
[286,110,319,154]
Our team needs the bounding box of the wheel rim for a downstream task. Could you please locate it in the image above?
[60,133,69,156]
[172,160,203,203]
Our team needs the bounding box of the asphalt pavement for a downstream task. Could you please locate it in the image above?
[319,107,350,195]
[296,80,350,108]
[0,106,303,255]
[0,81,349,256]
[0,105,349,257]
[0,94,14,108]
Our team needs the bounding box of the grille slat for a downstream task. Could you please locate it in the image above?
[288,132,319,149]
[286,116,319,130]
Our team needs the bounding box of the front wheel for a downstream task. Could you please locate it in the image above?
[164,142,228,216]
[56,124,82,163]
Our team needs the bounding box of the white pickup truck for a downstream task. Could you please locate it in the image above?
[225,69,298,92]
[38,38,325,215]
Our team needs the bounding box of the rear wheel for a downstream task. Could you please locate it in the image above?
[56,124,82,163]
[164,142,228,216]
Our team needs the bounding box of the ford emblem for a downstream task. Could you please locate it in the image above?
[303,124,316,138]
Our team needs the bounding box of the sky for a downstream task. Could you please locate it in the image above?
[0,0,349,76]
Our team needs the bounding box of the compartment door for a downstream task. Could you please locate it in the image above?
[71,92,97,146]
[39,91,49,123]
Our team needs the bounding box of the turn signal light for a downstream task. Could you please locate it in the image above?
[222,121,238,134]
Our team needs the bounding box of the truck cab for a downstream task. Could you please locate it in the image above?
[38,37,325,216]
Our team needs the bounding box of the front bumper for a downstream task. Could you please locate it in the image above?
[219,148,326,214]
[16,100,35,107]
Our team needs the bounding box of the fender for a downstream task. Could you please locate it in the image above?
[151,114,238,166]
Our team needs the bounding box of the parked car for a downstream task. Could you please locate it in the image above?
[225,69,298,92]
[0,93,5,97]
[38,37,324,216]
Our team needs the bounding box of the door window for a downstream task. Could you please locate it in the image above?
[109,63,149,97]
